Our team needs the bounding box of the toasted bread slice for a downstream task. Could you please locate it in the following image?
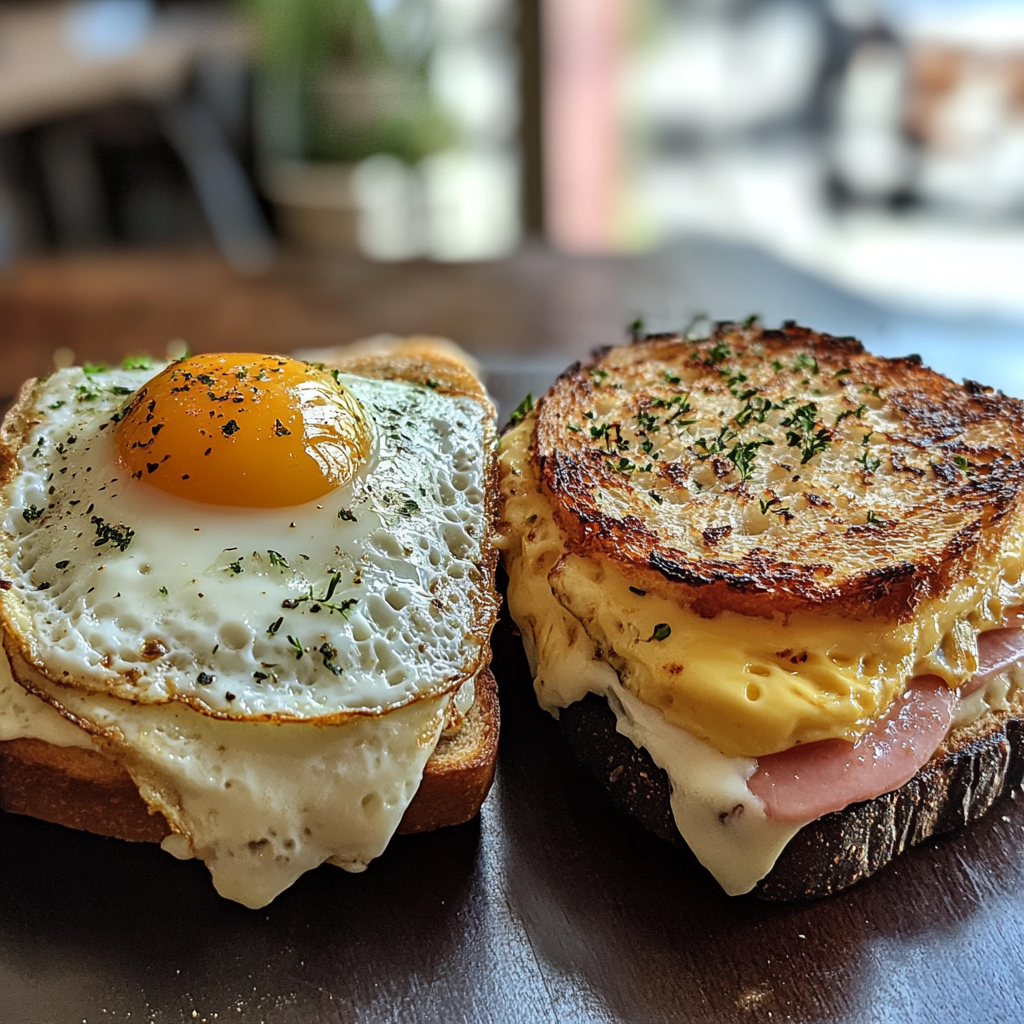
[533,322,1024,621]
[0,668,499,843]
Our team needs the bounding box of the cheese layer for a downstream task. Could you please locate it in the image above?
[499,415,1024,758]
[5,646,449,908]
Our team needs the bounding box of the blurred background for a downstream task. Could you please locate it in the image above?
[2,0,1024,402]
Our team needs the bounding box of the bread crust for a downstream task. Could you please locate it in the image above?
[533,323,1024,621]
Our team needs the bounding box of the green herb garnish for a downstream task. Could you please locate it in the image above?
[90,516,135,552]
[650,623,672,641]
[509,393,534,427]
[318,642,342,675]
[792,353,819,375]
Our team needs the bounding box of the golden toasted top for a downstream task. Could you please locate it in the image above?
[532,322,1024,622]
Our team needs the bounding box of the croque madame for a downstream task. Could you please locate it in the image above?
[497,321,1024,898]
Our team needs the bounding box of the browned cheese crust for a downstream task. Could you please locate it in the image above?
[532,322,1024,621]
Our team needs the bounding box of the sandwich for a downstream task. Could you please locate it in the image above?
[0,338,500,908]
[497,320,1024,899]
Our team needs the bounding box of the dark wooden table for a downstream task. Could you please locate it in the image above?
[3,246,1024,1024]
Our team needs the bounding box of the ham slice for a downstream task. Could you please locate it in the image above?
[963,625,1024,696]
[749,618,1024,823]
[749,677,953,823]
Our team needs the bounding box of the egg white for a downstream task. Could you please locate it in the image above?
[1,364,496,720]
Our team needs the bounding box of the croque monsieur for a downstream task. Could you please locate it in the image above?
[0,339,499,908]
[498,321,1024,898]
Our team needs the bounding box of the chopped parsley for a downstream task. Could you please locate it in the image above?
[267,616,283,635]
[337,509,357,522]
[90,516,135,552]
[759,496,790,516]
[650,623,672,641]
[703,341,732,366]
[834,367,852,378]
[953,455,976,476]
[792,352,819,375]
[835,404,867,426]
[318,642,342,675]
[159,586,169,597]
[82,362,108,376]
[122,355,153,370]
[509,393,534,427]
[727,438,774,480]
[22,505,43,522]
[274,419,291,436]
[281,573,358,618]
[268,549,289,568]
[286,635,304,660]
[866,510,883,526]
[221,419,240,437]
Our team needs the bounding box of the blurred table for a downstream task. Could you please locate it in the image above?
[3,242,1024,412]
[3,245,1024,1024]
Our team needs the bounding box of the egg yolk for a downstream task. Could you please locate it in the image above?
[115,353,371,507]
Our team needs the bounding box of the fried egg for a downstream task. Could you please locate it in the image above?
[0,352,498,906]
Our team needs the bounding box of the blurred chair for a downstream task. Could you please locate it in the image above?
[0,0,274,270]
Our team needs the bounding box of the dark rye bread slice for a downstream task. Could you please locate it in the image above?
[558,688,1024,900]
[0,668,499,844]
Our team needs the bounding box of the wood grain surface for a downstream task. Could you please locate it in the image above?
[2,248,1024,1023]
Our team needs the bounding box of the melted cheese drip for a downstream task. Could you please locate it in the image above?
[1,643,466,908]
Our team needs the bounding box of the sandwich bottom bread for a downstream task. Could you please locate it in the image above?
[0,337,500,907]
[498,320,1024,899]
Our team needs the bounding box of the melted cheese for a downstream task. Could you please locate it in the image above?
[1,642,463,909]
[499,415,1024,758]
[0,649,92,748]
